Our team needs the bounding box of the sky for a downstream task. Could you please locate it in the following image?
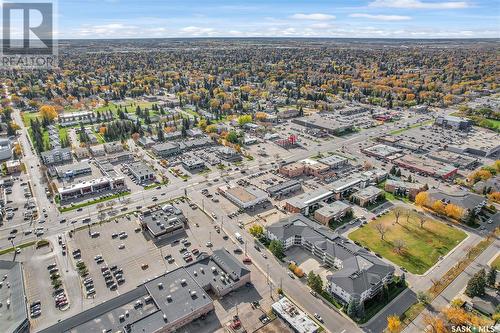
[15,0,500,38]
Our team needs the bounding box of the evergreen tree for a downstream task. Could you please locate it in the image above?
[347,297,360,319]
[487,267,497,287]
[465,269,486,297]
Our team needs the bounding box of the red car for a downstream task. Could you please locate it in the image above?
[191,248,199,255]
[243,257,252,264]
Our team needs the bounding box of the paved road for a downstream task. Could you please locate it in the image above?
[404,240,499,333]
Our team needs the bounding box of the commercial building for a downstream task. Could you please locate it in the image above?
[41,250,249,333]
[427,150,479,170]
[394,155,458,179]
[272,296,319,333]
[217,147,242,162]
[188,249,251,297]
[314,201,352,225]
[140,207,186,240]
[318,155,348,169]
[266,215,394,305]
[73,147,90,160]
[292,114,354,136]
[279,162,305,178]
[267,179,302,198]
[0,139,12,162]
[55,161,92,179]
[435,115,472,131]
[138,136,156,148]
[40,147,72,165]
[103,141,124,154]
[384,179,426,200]
[5,160,21,174]
[284,188,334,216]
[0,260,29,333]
[152,142,181,157]
[219,184,268,209]
[446,129,500,158]
[351,186,384,207]
[181,157,206,171]
[279,159,331,179]
[330,176,366,199]
[58,176,126,201]
[126,161,155,182]
[361,144,402,160]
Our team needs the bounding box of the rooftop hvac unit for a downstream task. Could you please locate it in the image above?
[190,291,197,297]
[166,295,172,302]
[158,283,163,289]
[193,271,197,276]
[163,314,168,322]
[181,279,186,285]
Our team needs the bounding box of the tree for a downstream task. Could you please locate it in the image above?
[444,204,464,220]
[422,314,447,333]
[375,222,388,240]
[131,132,140,142]
[487,267,497,286]
[432,200,446,215]
[415,191,428,206]
[386,315,401,333]
[248,224,264,238]
[393,208,402,225]
[237,115,252,126]
[347,297,361,319]
[465,269,486,297]
[416,291,430,304]
[307,271,323,293]
[39,105,58,121]
[226,130,240,144]
[393,239,405,254]
[418,214,427,228]
[269,240,284,259]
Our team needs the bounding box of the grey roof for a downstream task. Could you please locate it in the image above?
[0,261,28,333]
[326,252,394,298]
[315,201,351,218]
[285,188,333,210]
[428,189,486,211]
[267,215,394,298]
[55,161,91,176]
[318,154,347,166]
[141,208,186,237]
[267,179,301,195]
[353,186,383,200]
[186,250,250,295]
[128,161,154,178]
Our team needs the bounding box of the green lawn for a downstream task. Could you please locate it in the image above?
[492,254,500,270]
[58,126,68,142]
[389,120,433,135]
[349,208,466,274]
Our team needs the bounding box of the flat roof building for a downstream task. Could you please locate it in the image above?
[181,157,206,171]
[152,142,180,157]
[126,161,155,182]
[140,207,186,240]
[292,114,354,136]
[394,154,458,179]
[318,154,348,169]
[435,115,472,131]
[361,144,402,160]
[314,201,352,225]
[0,139,12,162]
[41,250,248,333]
[272,296,319,333]
[0,261,29,333]
[284,188,334,216]
[267,179,302,198]
[58,176,126,202]
[351,186,384,207]
[55,161,92,178]
[219,184,268,209]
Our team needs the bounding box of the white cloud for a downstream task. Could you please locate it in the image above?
[180,26,216,36]
[290,13,336,21]
[349,13,412,21]
[369,0,470,9]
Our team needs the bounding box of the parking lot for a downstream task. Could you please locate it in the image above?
[66,215,165,305]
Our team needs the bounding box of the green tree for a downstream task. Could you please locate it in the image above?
[465,269,486,297]
[417,291,430,304]
[269,240,285,259]
[307,271,323,293]
[347,297,361,319]
[487,267,497,287]
[226,130,240,144]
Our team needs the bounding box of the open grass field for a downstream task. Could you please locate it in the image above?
[349,208,467,274]
[492,254,500,270]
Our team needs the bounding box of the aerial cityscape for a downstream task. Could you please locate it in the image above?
[0,1,498,333]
